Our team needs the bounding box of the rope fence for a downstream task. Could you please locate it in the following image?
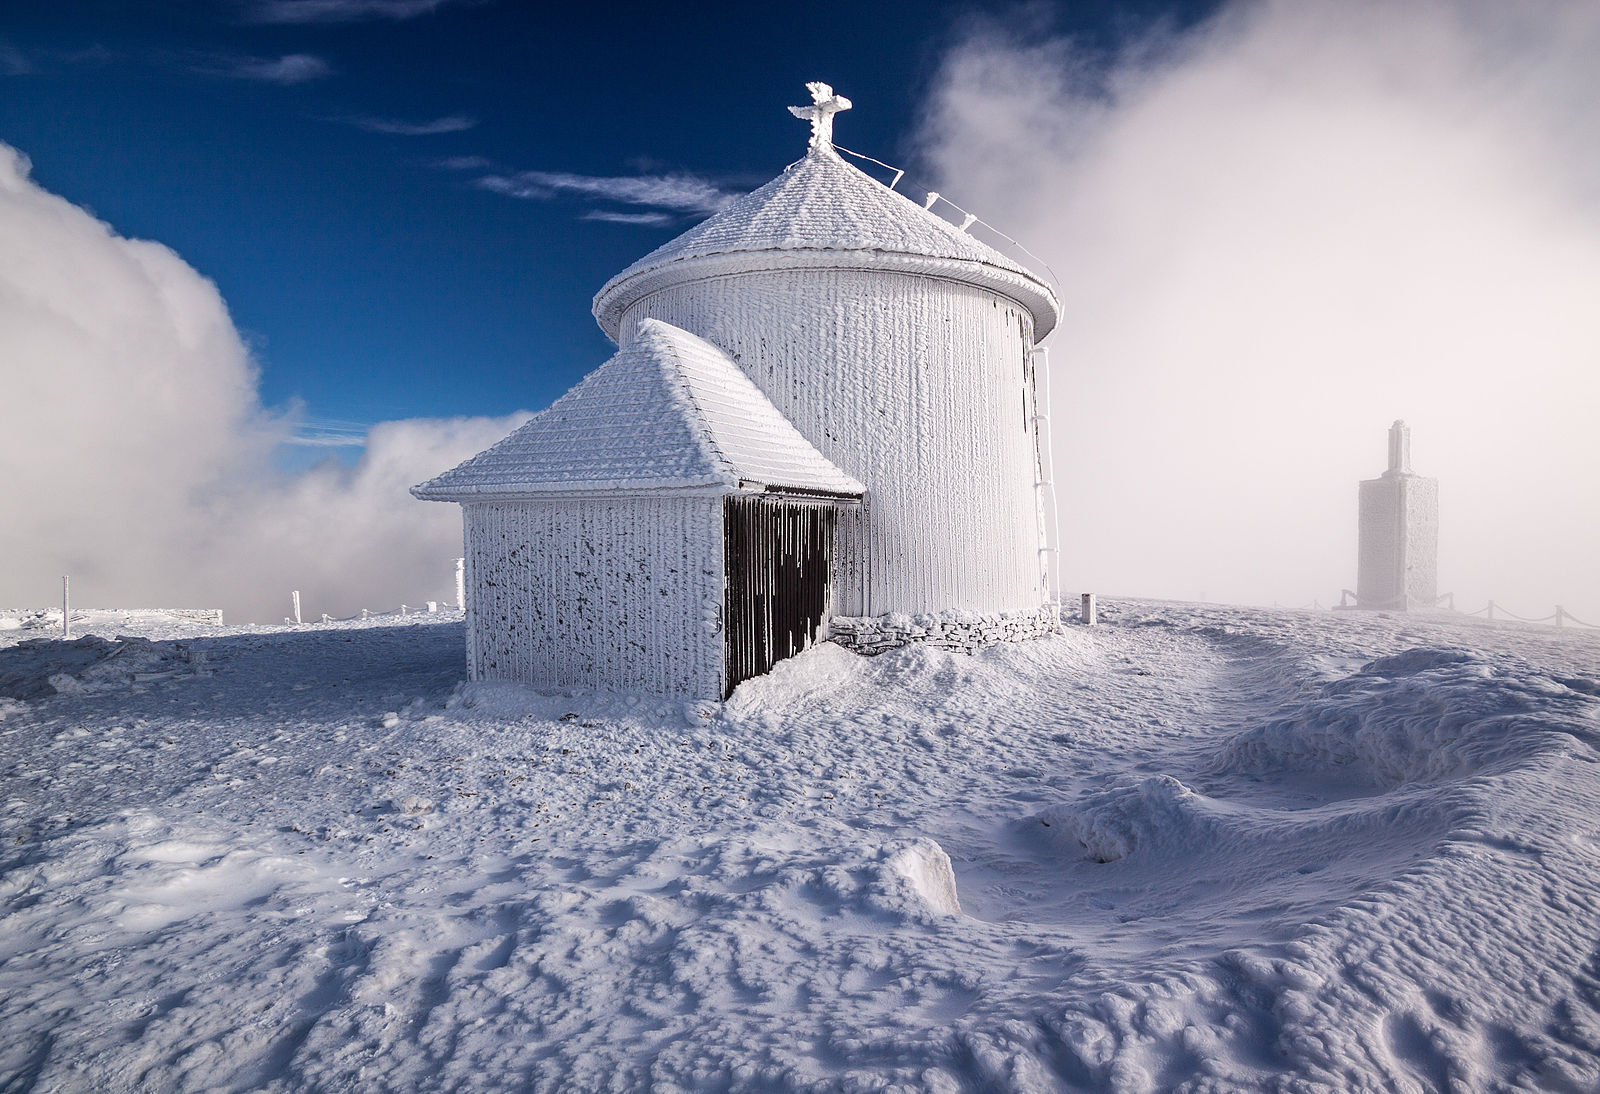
[1333,589,1598,629]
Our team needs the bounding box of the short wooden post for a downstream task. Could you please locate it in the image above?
[62,575,69,639]
[291,590,302,625]
[1081,592,1097,626]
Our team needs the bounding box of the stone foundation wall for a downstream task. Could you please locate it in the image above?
[829,606,1058,656]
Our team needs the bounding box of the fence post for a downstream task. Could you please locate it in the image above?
[1081,592,1097,626]
[62,575,69,639]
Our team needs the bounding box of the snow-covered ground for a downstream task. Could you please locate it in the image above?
[2,601,1598,1092]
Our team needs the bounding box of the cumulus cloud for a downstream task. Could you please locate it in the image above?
[201,414,529,622]
[335,114,477,136]
[0,143,528,622]
[919,0,1600,620]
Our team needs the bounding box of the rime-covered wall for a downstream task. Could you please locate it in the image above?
[1402,477,1440,608]
[620,269,1045,617]
[464,497,725,699]
[1357,475,1438,610]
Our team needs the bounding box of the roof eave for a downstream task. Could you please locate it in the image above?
[592,249,1061,344]
[411,477,865,504]
[411,479,739,503]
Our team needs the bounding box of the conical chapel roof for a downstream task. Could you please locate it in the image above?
[592,149,1061,341]
[411,319,863,501]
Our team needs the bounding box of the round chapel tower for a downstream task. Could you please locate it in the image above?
[592,85,1062,626]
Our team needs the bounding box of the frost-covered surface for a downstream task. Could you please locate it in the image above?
[1358,472,1439,611]
[628,268,1048,618]
[465,496,727,699]
[3,600,1599,1092]
[412,319,862,501]
[593,149,1059,340]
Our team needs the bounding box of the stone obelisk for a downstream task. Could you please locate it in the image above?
[1356,421,1439,610]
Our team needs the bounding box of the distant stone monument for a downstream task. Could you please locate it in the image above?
[1356,421,1438,610]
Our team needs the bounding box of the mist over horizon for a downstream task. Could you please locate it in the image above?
[3,0,1597,625]
[918,0,1600,622]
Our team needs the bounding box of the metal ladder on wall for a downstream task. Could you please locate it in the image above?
[1030,346,1063,625]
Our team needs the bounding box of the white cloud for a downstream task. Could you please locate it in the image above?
[918,0,1600,620]
[477,169,735,215]
[192,51,332,84]
[241,0,463,23]
[286,419,372,446]
[581,210,675,227]
[0,142,529,622]
[436,155,493,171]
[201,413,529,622]
[337,114,477,136]
[0,41,32,76]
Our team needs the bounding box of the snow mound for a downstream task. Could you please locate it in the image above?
[0,635,208,700]
[884,839,962,916]
[720,640,864,715]
[1206,646,1592,791]
[1030,775,1220,863]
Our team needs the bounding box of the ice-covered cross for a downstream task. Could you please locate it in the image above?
[789,82,852,155]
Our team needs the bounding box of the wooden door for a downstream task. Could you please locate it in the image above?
[723,495,837,697]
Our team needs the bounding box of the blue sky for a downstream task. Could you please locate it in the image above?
[0,0,1214,437]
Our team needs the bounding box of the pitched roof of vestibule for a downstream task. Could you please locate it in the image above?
[411,319,864,502]
[592,146,1061,342]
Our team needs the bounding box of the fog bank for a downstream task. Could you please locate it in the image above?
[919,0,1600,620]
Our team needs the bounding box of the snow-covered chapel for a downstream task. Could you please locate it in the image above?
[413,84,1062,700]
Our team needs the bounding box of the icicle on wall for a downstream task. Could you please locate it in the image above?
[621,268,1045,618]
[464,496,725,699]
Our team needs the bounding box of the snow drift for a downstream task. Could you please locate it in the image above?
[2,599,1598,1090]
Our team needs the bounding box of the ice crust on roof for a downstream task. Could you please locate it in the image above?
[592,150,1060,339]
[411,319,863,500]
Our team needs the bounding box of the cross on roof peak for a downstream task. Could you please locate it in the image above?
[788,82,852,156]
